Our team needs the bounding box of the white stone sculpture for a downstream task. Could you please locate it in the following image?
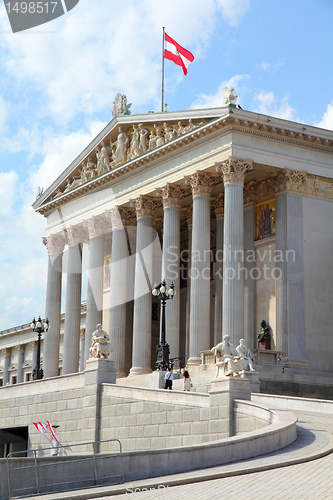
[112,93,132,117]
[177,121,185,136]
[112,126,129,164]
[223,86,238,106]
[89,324,113,359]
[211,335,254,377]
[99,141,112,172]
[236,338,255,372]
[154,124,165,147]
[138,123,149,154]
[148,129,157,150]
[184,118,195,132]
[129,124,141,159]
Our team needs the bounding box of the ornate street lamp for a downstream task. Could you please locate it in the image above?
[30,316,49,380]
[152,279,175,370]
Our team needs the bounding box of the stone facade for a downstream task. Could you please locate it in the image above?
[0,105,332,396]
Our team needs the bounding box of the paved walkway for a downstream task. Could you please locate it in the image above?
[31,410,333,500]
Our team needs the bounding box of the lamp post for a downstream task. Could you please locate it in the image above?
[152,280,175,370]
[30,316,49,380]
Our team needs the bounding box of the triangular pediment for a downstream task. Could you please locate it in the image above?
[33,107,229,214]
[8,364,17,372]
[22,361,32,368]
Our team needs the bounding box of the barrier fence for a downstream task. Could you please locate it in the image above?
[6,439,123,499]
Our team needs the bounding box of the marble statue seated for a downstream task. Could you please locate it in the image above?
[211,335,254,377]
[89,324,113,359]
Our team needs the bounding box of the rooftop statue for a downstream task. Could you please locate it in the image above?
[223,86,238,106]
[89,324,113,359]
[112,93,132,117]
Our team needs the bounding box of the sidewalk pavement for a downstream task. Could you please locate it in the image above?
[29,410,333,500]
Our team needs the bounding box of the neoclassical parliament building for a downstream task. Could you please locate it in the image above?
[0,97,332,398]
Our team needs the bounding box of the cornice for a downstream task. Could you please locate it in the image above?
[34,109,333,216]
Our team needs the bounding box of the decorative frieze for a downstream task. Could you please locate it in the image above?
[185,171,214,197]
[155,183,186,209]
[130,195,158,219]
[216,157,254,184]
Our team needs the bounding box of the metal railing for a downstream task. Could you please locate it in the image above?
[6,439,123,499]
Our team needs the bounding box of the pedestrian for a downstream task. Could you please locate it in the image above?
[164,367,173,390]
[183,369,191,391]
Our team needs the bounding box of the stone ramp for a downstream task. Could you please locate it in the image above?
[27,410,333,500]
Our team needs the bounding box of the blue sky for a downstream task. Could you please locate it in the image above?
[0,0,332,330]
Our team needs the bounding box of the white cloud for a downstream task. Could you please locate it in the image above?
[191,74,250,109]
[215,0,251,27]
[254,91,295,120]
[315,101,333,131]
[0,0,251,125]
[259,60,285,73]
[0,96,9,133]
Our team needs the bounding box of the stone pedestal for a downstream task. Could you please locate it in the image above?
[148,370,167,389]
[82,358,116,449]
[209,377,252,437]
[84,358,117,386]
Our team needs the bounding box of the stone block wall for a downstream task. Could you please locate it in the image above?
[99,389,213,452]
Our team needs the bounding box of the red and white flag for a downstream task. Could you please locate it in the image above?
[164,32,194,75]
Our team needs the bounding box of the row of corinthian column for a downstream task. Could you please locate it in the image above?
[43,157,253,378]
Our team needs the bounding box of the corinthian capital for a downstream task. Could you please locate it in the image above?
[109,206,130,229]
[130,195,158,219]
[85,215,110,239]
[216,157,253,184]
[185,171,214,197]
[155,183,185,209]
[43,233,66,255]
[66,225,88,246]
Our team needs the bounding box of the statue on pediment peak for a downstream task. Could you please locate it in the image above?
[223,86,238,106]
[112,93,132,117]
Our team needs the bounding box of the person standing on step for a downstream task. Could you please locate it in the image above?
[164,367,173,390]
[183,370,191,391]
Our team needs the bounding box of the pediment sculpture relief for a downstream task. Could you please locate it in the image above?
[52,118,206,199]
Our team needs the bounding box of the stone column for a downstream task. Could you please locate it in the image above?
[31,341,38,378]
[109,207,130,377]
[185,171,214,365]
[3,348,11,385]
[84,216,108,365]
[243,199,256,348]
[275,171,307,363]
[17,345,25,384]
[156,184,183,359]
[130,196,155,375]
[79,329,86,372]
[213,195,224,345]
[43,234,65,378]
[183,207,192,360]
[216,158,253,348]
[62,226,84,375]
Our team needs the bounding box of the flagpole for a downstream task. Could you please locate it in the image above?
[161,26,165,112]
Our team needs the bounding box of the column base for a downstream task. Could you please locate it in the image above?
[187,357,201,367]
[129,367,152,376]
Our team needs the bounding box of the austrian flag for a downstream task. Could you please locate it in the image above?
[164,33,194,75]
